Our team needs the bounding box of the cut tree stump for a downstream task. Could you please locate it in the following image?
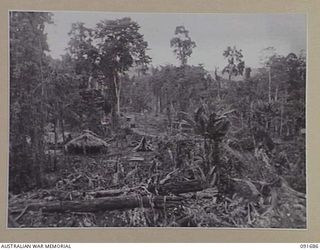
[9,195,183,214]
[134,137,153,152]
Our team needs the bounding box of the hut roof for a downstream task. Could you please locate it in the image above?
[65,130,108,149]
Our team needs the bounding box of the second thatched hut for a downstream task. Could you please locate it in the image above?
[65,130,108,154]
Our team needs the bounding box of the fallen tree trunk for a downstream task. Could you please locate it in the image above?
[9,195,183,214]
[158,179,205,195]
[87,187,142,197]
[9,179,208,214]
[86,179,206,197]
[9,179,208,208]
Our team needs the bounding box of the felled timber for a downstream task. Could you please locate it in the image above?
[9,195,183,214]
[88,179,206,197]
[148,179,206,195]
[87,187,140,197]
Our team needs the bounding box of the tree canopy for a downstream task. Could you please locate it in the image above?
[222,46,245,80]
[67,17,151,128]
[170,26,196,66]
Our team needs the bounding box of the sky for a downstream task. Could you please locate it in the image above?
[45,12,306,70]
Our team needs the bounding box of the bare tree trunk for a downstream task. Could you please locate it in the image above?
[214,68,221,100]
[115,74,121,115]
[110,72,119,130]
[203,137,210,175]
[275,83,279,102]
[158,95,161,114]
[280,100,284,137]
[265,119,269,130]
[217,80,221,100]
[33,126,42,188]
[213,140,220,186]
[36,37,45,188]
[268,68,272,103]
[53,118,57,171]
[285,87,288,104]
[60,109,65,144]
[166,105,172,133]
[241,112,244,128]
[249,101,253,129]
[155,95,159,116]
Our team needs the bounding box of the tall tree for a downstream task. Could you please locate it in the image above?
[95,17,151,128]
[68,18,151,129]
[10,11,53,191]
[254,50,305,137]
[170,26,196,66]
[259,47,277,103]
[67,22,99,87]
[222,46,245,80]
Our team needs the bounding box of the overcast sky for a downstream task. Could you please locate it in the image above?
[45,12,306,70]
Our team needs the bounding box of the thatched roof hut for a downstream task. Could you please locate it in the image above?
[65,130,108,154]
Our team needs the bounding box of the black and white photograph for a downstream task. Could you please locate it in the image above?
[8,11,306,228]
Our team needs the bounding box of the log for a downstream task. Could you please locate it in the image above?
[85,179,206,198]
[148,179,206,195]
[9,178,208,207]
[161,179,205,194]
[87,187,141,197]
[84,179,206,198]
[9,195,183,214]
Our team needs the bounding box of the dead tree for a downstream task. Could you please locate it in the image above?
[214,67,222,100]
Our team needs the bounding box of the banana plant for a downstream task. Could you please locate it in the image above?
[193,106,231,187]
